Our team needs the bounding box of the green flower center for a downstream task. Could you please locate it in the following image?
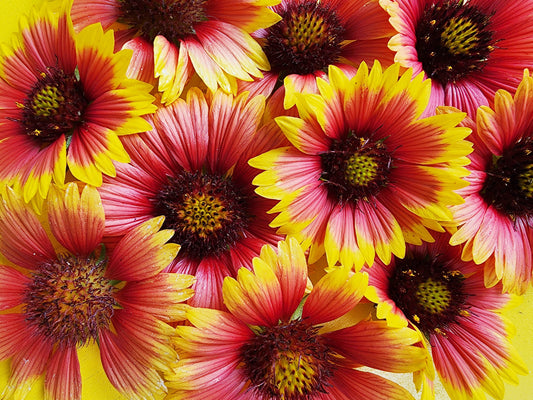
[21,66,87,146]
[320,132,392,204]
[31,85,65,117]
[416,278,452,314]
[387,252,468,336]
[24,253,117,346]
[344,153,379,187]
[415,0,494,86]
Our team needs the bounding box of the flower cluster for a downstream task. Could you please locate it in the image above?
[0,0,531,399]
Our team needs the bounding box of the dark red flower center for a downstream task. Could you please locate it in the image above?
[20,66,87,146]
[153,171,250,260]
[23,253,117,347]
[117,0,208,44]
[481,137,533,219]
[387,251,468,336]
[415,0,495,86]
[263,1,346,78]
[241,319,336,399]
[320,131,393,204]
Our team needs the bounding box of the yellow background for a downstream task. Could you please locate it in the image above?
[0,1,531,399]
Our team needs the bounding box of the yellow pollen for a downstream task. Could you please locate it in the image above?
[518,164,533,198]
[31,85,65,117]
[273,351,316,399]
[178,192,231,238]
[344,153,378,187]
[287,13,327,50]
[441,17,480,55]
[416,278,451,314]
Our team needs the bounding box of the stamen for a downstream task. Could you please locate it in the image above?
[23,253,117,346]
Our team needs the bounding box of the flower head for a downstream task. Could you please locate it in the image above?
[167,238,427,399]
[381,0,533,116]
[449,70,533,294]
[71,0,281,105]
[244,0,396,109]
[250,61,472,270]
[0,2,156,203]
[0,183,194,400]
[366,231,528,400]
[99,88,285,309]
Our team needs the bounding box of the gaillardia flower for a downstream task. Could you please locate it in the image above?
[250,62,472,270]
[98,88,284,309]
[71,0,281,105]
[167,238,427,400]
[449,70,533,294]
[380,0,533,117]
[365,231,528,400]
[0,3,156,203]
[244,0,396,108]
[0,183,194,400]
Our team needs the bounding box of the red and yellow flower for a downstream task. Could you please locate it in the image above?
[242,0,396,109]
[167,238,427,399]
[380,0,533,117]
[250,61,472,270]
[71,0,282,105]
[99,88,286,310]
[366,231,528,400]
[0,183,194,400]
[0,2,156,204]
[449,70,533,294]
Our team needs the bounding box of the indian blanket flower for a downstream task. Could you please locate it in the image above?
[365,231,528,400]
[167,238,427,400]
[250,61,472,270]
[0,2,156,204]
[98,88,285,310]
[0,183,195,400]
[449,70,533,294]
[380,0,533,117]
[70,0,281,105]
[243,0,396,109]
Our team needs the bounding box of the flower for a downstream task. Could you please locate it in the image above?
[242,0,396,109]
[71,0,281,105]
[365,231,528,400]
[0,2,156,204]
[448,70,533,294]
[98,88,285,309]
[250,61,472,270]
[167,238,427,399]
[380,0,533,117]
[0,182,194,400]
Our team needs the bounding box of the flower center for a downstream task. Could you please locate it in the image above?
[23,253,117,346]
[153,171,250,259]
[387,253,467,336]
[241,320,335,399]
[20,66,87,146]
[320,132,392,204]
[117,0,208,44]
[414,0,495,86]
[263,1,345,77]
[416,278,452,314]
[480,138,533,219]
